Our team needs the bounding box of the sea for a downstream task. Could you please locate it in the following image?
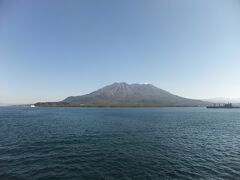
[0,107,240,180]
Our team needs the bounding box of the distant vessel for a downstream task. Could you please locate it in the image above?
[207,103,240,109]
[30,105,35,108]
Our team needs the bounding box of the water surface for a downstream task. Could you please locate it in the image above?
[0,107,240,179]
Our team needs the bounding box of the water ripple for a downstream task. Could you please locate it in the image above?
[1,107,240,179]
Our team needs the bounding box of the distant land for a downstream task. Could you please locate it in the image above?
[205,97,240,104]
[35,82,210,107]
[0,103,11,107]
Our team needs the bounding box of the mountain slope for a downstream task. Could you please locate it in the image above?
[36,82,209,107]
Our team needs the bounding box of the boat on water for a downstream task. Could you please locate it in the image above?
[30,105,35,108]
[207,103,240,109]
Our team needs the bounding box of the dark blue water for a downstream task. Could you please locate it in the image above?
[0,107,240,180]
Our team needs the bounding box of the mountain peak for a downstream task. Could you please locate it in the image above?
[110,82,155,87]
[99,82,158,95]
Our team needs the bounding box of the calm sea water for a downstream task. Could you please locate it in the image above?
[0,107,240,180]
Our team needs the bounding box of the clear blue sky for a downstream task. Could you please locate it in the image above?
[0,0,240,104]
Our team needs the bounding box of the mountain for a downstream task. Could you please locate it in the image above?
[205,97,240,104]
[35,82,210,107]
[0,102,10,106]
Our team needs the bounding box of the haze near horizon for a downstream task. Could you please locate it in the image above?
[1,0,240,104]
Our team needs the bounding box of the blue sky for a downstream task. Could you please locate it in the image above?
[0,0,240,104]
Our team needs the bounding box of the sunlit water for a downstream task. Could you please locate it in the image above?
[0,107,240,180]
